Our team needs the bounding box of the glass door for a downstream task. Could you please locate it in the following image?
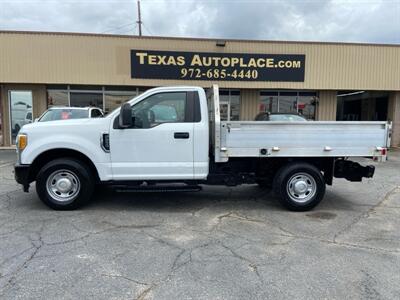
[9,91,33,144]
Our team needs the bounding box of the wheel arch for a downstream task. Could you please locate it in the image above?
[280,158,334,185]
[28,148,100,183]
[256,157,335,186]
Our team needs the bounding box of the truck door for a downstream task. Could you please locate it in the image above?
[109,91,195,180]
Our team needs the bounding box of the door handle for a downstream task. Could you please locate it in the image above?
[174,132,190,139]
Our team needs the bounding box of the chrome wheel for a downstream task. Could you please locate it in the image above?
[286,172,316,203]
[46,169,80,202]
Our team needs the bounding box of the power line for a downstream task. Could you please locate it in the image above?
[102,0,145,36]
[132,23,138,35]
[142,23,153,36]
[111,24,138,35]
[101,22,136,34]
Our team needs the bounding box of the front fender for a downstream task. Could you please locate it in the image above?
[22,134,104,162]
[20,134,112,181]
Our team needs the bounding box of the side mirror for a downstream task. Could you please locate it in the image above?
[34,118,39,122]
[119,103,133,128]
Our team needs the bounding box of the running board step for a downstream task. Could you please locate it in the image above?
[114,185,202,193]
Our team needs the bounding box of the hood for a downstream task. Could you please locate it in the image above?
[20,117,110,135]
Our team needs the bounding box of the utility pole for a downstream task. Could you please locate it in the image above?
[136,0,142,36]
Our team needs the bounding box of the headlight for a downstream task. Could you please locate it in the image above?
[17,134,28,151]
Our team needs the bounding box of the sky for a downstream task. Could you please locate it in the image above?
[0,0,399,44]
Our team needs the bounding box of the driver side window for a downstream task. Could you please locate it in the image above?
[131,92,186,129]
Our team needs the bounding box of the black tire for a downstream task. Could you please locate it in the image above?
[273,162,325,211]
[36,158,94,210]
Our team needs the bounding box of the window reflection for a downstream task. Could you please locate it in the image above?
[219,90,229,121]
[259,91,317,120]
[47,90,68,107]
[70,92,103,108]
[219,89,241,121]
[131,92,187,128]
[279,92,298,114]
[298,92,317,120]
[105,92,137,114]
[260,92,278,113]
[46,86,149,115]
[230,91,240,121]
[219,102,229,121]
[9,91,33,144]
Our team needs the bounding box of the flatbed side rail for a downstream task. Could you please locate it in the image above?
[219,121,391,159]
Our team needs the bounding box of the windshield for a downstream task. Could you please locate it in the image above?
[39,109,88,122]
[269,114,307,121]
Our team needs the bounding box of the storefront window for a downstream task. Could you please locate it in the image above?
[219,102,229,121]
[219,89,241,121]
[104,92,137,114]
[298,92,317,120]
[138,87,150,95]
[230,91,240,121]
[219,90,229,121]
[336,91,389,121]
[279,92,298,114]
[9,91,33,144]
[47,90,68,107]
[259,90,317,120]
[70,92,103,108]
[260,91,278,113]
[46,85,144,114]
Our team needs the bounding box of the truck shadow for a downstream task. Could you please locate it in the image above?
[88,184,282,212]
[85,184,352,213]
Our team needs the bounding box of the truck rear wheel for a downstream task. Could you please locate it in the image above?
[36,158,94,210]
[273,162,325,211]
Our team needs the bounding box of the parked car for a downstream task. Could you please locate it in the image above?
[255,112,308,121]
[36,107,104,122]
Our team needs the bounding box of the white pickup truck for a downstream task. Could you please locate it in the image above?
[14,85,391,211]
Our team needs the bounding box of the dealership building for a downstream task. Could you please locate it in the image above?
[0,30,399,147]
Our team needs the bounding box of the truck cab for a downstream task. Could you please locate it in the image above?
[109,86,209,180]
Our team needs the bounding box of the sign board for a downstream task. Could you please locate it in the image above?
[131,50,305,82]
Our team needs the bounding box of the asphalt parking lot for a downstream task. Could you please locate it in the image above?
[1,150,400,299]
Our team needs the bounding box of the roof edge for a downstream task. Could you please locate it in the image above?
[0,30,399,47]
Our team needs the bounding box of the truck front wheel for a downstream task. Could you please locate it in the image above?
[36,158,94,210]
[273,162,325,211]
